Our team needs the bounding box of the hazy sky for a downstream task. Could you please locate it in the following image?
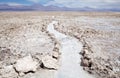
[0,0,120,9]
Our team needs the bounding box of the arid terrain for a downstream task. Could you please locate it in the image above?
[0,12,120,78]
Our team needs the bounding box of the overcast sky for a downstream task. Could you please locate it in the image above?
[0,0,120,9]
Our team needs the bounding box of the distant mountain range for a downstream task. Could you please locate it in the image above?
[0,3,120,12]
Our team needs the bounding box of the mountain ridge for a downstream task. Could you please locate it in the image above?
[0,3,119,12]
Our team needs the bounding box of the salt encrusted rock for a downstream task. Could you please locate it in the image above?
[0,65,18,78]
[42,55,59,70]
[52,51,59,59]
[14,55,39,74]
[81,58,89,67]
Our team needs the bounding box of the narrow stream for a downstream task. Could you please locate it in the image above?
[47,21,94,78]
[25,21,94,78]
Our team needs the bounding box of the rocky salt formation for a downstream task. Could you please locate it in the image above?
[80,39,120,78]
[0,65,18,78]
[42,55,59,70]
[14,55,39,76]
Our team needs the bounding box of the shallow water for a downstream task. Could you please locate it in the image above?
[47,21,94,78]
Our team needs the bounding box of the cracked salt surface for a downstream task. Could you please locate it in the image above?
[47,21,94,78]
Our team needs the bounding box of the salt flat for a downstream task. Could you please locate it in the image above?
[0,12,120,78]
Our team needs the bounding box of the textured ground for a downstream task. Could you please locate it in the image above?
[0,12,120,78]
[54,12,120,78]
[0,12,60,78]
